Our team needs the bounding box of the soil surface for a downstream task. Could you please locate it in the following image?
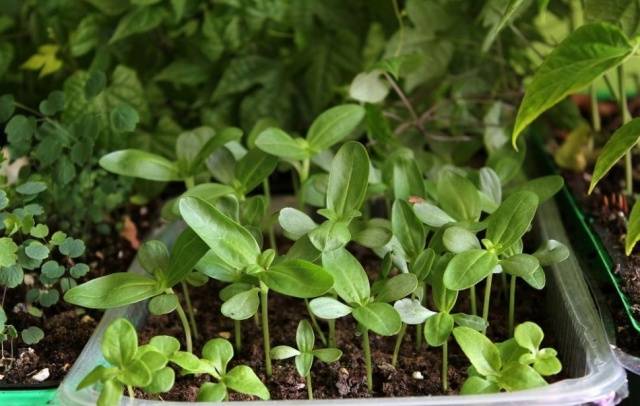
[0,203,157,386]
[136,243,561,401]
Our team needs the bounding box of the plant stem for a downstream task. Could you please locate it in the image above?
[127,385,135,401]
[618,65,634,196]
[263,179,277,254]
[590,85,601,132]
[361,326,373,392]
[442,340,449,392]
[392,323,407,367]
[300,159,310,183]
[481,274,494,333]
[415,323,423,351]
[260,282,272,377]
[306,373,313,400]
[508,275,516,336]
[305,299,327,345]
[469,286,477,316]
[180,282,199,339]
[185,176,195,190]
[328,319,336,348]
[234,320,242,352]
[174,298,193,353]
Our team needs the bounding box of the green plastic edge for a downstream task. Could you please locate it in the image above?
[0,388,57,405]
[531,133,640,334]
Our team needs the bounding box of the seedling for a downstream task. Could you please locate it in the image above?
[270,320,342,399]
[172,337,270,401]
[179,196,334,377]
[453,322,561,394]
[77,319,175,406]
[65,230,209,352]
[309,247,417,391]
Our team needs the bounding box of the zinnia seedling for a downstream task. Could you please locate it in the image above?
[270,320,342,399]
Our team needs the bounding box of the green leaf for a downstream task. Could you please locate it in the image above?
[321,248,369,304]
[145,367,175,393]
[279,208,318,240]
[42,260,65,279]
[39,90,65,116]
[98,379,123,406]
[295,352,314,377]
[255,128,309,160]
[349,70,389,103]
[424,312,454,346]
[16,181,46,195]
[25,241,49,260]
[326,141,369,220]
[482,0,526,52]
[138,240,170,275]
[64,273,162,309]
[223,365,270,400]
[121,359,152,387]
[197,382,227,402]
[497,363,547,391]
[394,298,436,325]
[270,345,300,359]
[392,199,425,261]
[313,348,342,363]
[59,238,85,258]
[513,23,637,145]
[110,104,139,132]
[443,226,480,254]
[374,273,418,303]
[309,297,353,319]
[453,326,501,376]
[461,376,501,394]
[21,326,44,345]
[391,155,425,200]
[306,104,365,152]
[179,197,260,270]
[534,355,562,376]
[261,260,333,299]
[165,228,209,287]
[452,313,489,331]
[486,191,538,250]
[110,5,166,43]
[296,320,315,353]
[443,249,498,291]
[100,150,181,181]
[6,115,35,147]
[413,201,456,227]
[533,240,569,266]
[522,266,546,290]
[0,238,18,268]
[0,94,15,122]
[627,200,640,255]
[479,167,502,208]
[70,15,102,57]
[437,171,481,222]
[149,336,180,356]
[148,293,178,315]
[514,321,544,353]
[352,302,402,336]
[511,175,564,203]
[234,149,278,193]
[309,220,351,252]
[221,289,260,320]
[77,365,109,390]
[590,118,640,193]
[202,338,234,375]
[102,319,138,368]
[501,254,540,278]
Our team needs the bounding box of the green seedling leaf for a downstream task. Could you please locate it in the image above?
[145,367,175,393]
[279,208,318,240]
[100,150,181,181]
[424,312,454,346]
[352,302,402,336]
[309,220,351,252]
[295,352,314,377]
[197,382,227,402]
[221,289,260,320]
[261,259,333,299]
[394,298,436,325]
[443,226,480,254]
[391,155,425,200]
[110,104,139,132]
[203,338,234,375]
[271,345,300,359]
[511,175,564,203]
[452,313,489,331]
[121,359,152,387]
[149,336,180,356]
[309,297,353,319]
[313,348,342,363]
[148,293,179,315]
[296,320,315,353]
[522,266,546,290]
[59,238,85,258]
[255,128,309,160]
[461,375,500,394]
[501,254,540,278]
[479,167,502,208]
[0,238,18,267]
[374,273,418,303]
[349,70,389,103]
[533,240,569,265]
[321,248,369,304]
[64,273,162,309]
[453,326,501,376]
[234,149,278,193]
[392,199,425,261]
[497,363,547,391]
[99,379,123,406]
[165,228,209,287]
[306,104,365,152]
[102,319,137,368]
[513,23,637,146]
[21,326,44,345]
[514,321,544,353]
[223,365,270,400]
[627,200,640,255]
[437,171,481,222]
[326,141,369,221]
[25,241,49,260]
[443,249,498,291]
[413,201,456,228]
[179,197,260,270]
[486,191,538,251]
[138,240,170,276]
[16,181,46,195]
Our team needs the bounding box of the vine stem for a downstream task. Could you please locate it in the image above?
[260,282,272,377]
[618,65,634,196]
[328,319,336,348]
[392,323,407,367]
[180,282,199,339]
[234,320,242,352]
[481,274,494,333]
[469,286,477,316]
[442,340,449,392]
[306,373,314,400]
[508,275,516,336]
[305,299,327,346]
[361,326,373,392]
[174,296,193,353]
[590,85,601,133]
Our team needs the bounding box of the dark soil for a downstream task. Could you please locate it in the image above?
[136,244,561,401]
[0,203,157,387]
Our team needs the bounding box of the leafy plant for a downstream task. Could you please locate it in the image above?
[270,320,342,399]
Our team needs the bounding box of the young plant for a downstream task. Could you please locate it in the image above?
[172,338,270,401]
[255,104,365,184]
[178,196,334,377]
[453,322,561,394]
[391,298,435,367]
[77,319,176,406]
[64,230,209,352]
[270,320,342,399]
[309,247,417,391]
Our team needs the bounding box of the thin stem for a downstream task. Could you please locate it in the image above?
[500,272,508,302]
[174,298,193,353]
[305,299,327,345]
[328,319,336,348]
[442,340,449,392]
[263,179,277,254]
[618,65,634,196]
[260,282,272,377]
[508,275,516,336]
[469,286,477,316]
[362,327,373,392]
[590,85,601,132]
[127,385,135,402]
[604,74,619,101]
[392,323,407,367]
[384,72,419,124]
[306,373,313,400]
[481,274,494,333]
[184,176,195,190]
[391,0,405,57]
[300,159,310,183]
[180,282,199,339]
[234,320,242,352]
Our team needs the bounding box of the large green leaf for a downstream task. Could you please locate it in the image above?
[453,326,501,377]
[100,149,181,181]
[321,248,369,305]
[101,319,138,368]
[179,197,260,270]
[512,23,637,145]
[352,302,402,336]
[64,273,162,309]
[326,141,369,220]
[306,105,365,152]
[589,118,640,193]
[260,260,333,299]
[164,229,209,287]
[437,171,481,222]
[110,5,166,44]
[584,0,640,37]
[486,191,538,250]
[234,149,278,193]
[443,249,498,291]
[255,128,309,160]
[392,199,425,261]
